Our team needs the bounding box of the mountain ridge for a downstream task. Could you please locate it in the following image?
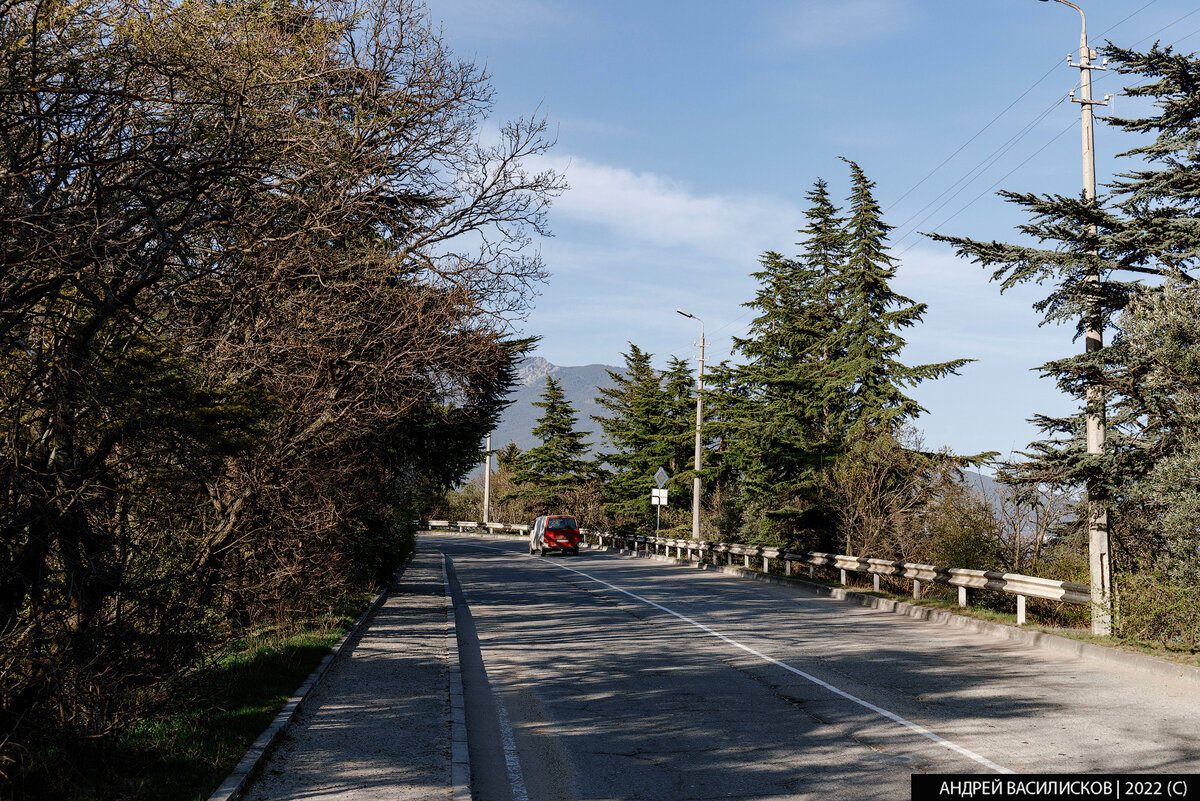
[493,357,621,452]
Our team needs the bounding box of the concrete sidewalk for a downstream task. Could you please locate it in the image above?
[242,546,452,801]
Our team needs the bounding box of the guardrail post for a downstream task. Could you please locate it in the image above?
[839,568,847,585]
[1017,594,1026,625]
[743,554,750,569]
[762,556,769,572]
[913,579,922,600]
[727,552,733,566]
[785,559,792,577]
[873,574,880,592]
[809,565,815,579]
[958,586,968,608]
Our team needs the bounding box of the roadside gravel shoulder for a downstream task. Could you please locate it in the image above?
[239,546,452,801]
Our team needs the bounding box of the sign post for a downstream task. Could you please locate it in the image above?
[650,487,668,532]
[652,468,670,534]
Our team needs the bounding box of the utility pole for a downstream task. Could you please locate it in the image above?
[483,433,491,525]
[1041,0,1113,635]
[676,309,705,540]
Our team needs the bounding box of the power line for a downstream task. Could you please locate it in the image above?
[890,97,1067,250]
[900,118,1078,256]
[1097,0,1161,39]
[886,2,1179,250]
[892,14,1200,256]
[884,59,1063,214]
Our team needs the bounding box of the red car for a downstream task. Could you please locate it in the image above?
[529,515,581,556]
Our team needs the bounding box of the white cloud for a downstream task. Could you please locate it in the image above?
[536,155,803,267]
[769,0,915,49]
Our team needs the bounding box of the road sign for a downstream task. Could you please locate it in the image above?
[650,488,668,506]
[654,467,669,488]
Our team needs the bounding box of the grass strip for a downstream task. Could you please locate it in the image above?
[40,595,373,801]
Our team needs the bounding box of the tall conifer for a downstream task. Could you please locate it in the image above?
[593,345,670,527]
[507,377,592,513]
[931,45,1200,623]
[836,159,971,433]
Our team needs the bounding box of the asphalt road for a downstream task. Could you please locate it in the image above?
[431,534,1200,801]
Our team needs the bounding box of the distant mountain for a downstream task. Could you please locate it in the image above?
[492,357,621,453]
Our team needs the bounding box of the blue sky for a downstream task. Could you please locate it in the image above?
[428,0,1200,461]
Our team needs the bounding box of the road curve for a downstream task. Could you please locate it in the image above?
[435,534,1200,801]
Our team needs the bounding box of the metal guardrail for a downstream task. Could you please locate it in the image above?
[420,519,530,534]
[588,532,1088,626]
[419,521,1087,626]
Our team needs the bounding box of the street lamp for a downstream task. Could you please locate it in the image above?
[676,309,705,541]
[1039,0,1112,635]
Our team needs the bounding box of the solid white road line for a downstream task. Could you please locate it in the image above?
[457,539,1014,775]
[492,679,531,801]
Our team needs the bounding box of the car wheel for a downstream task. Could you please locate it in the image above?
[536,546,544,556]
[569,547,579,556]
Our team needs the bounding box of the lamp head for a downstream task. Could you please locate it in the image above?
[676,309,694,319]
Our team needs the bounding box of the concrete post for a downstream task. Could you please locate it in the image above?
[913,579,922,600]
[839,569,847,585]
[762,557,769,572]
[483,434,491,524]
[744,554,750,569]
[785,560,792,577]
[873,574,880,592]
[958,586,968,608]
[1017,594,1027,626]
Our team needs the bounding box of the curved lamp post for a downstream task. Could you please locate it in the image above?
[676,309,705,541]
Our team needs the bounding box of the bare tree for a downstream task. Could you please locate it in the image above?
[0,0,560,782]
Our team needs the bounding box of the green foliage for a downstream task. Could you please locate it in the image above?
[723,162,970,547]
[593,345,672,528]
[0,0,549,791]
[1117,571,1200,647]
[930,43,1200,637]
[505,377,595,514]
[21,613,364,801]
[921,474,1004,571]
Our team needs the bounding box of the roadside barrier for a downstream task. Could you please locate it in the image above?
[421,519,530,534]
[419,520,1087,626]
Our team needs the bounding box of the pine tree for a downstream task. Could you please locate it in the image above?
[725,180,851,543]
[592,345,669,527]
[659,355,700,488]
[929,44,1200,562]
[722,164,972,547]
[836,159,971,434]
[506,377,593,514]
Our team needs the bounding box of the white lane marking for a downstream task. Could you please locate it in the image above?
[450,539,1014,775]
[443,552,531,801]
[492,681,530,801]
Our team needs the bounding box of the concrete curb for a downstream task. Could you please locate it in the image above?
[442,554,472,801]
[424,531,1200,687]
[205,561,403,801]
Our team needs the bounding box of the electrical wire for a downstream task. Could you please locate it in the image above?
[672,9,1199,356]
[898,118,1078,257]
[890,97,1068,249]
[884,59,1063,214]
[885,2,1181,253]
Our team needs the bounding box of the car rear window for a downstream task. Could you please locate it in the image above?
[547,517,577,530]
